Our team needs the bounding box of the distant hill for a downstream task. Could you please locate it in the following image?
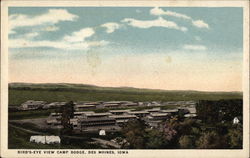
[9,82,243,106]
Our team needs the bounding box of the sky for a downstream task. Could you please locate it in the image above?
[8,7,243,91]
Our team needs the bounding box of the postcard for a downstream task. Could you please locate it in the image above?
[1,0,249,158]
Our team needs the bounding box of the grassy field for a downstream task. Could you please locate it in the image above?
[9,83,243,106]
[9,109,55,120]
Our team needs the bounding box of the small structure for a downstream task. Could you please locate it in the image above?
[128,111,149,118]
[82,102,102,105]
[145,108,161,113]
[103,103,121,108]
[46,136,61,144]
[74,111,94,118]
[19,100,46,110]
[151,101,161,106]
[109,109,132,115]
[74,104,96,111]
[233,117,240,124]
[122,102,138,107]
[48,112,62,118]
[43,102,66,109]
[184,113,197,118]
[109,114,138,125]
[99,129,106,136]
[79,117,117,132]
[70,118,79,129]
[83,112,112,119]
[46,118,61,126]
[30,135,60,144]
[148,113,169,121]
[187,107,196,114]
[162,109,179,115]
[30,136,46,144]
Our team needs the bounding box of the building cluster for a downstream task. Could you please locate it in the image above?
[18,100,196,111]
[46,105,197,133]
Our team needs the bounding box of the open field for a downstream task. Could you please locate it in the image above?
[9,83,242,106]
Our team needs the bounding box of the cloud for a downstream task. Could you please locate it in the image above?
[192,20,209,29]
[42,26,59,32]
[101,22,120,33]
[183,44,207,51]
[9,38,108,50]
[9,9,78,34]
[24,32,39,39]
[136,9,142,13]
[150,7,191,20]
[63,27,95,43]
[122,17,187,32]
[150,7,209,29]
[195,36,201,41]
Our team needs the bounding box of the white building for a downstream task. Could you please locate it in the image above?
[233,117,240,124]
[20,100,46,110]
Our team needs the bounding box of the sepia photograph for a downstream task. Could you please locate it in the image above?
[1,0,249,158]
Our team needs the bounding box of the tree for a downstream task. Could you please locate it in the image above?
[196,100,220,124]
[122,120,146,149]
[145,129,166,149]
[227,124,243,149]
[161,117,179,148]
[196,131,226,149]
[179,135,195,149]
[58,101,75,135]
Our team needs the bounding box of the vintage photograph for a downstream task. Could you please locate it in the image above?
[1,0,249,157]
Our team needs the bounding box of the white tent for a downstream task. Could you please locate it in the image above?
[30,135,60,144]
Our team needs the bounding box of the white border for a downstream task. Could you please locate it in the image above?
[1,1,249,158]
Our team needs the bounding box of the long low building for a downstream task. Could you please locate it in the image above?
[147,113,170,121]
[127,111,149,118]
[109,114,138,125]
[109,109,132,115]
[83,112,112,119]
[74,104,96,111]
[43,102,66,109]
[79,117,119,132]
[20,100,46,110]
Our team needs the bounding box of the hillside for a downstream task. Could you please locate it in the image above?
[9,82,243,106]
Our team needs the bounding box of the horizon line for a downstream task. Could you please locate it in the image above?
[8,82,243,93]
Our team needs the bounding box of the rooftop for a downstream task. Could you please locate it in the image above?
[79,117,116,122]
[85,112,112,116]
[184,114,197,118]
[109,109,132,113]
[109,115,137,119]
[74,111,95,115]
[128,111,149,114]
[75,105,96,108]
[150,113,169,117]
[162,109,179,113]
